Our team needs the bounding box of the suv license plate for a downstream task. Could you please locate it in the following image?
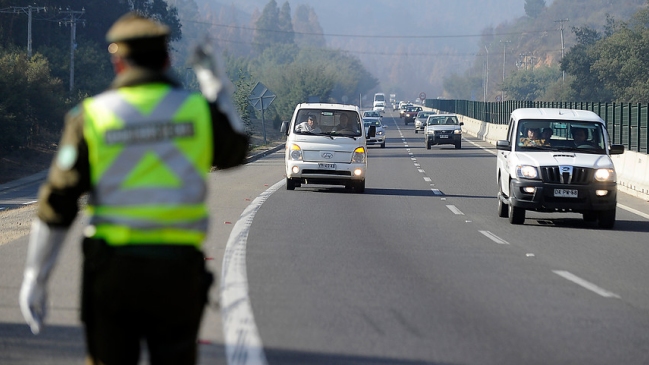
[439,135,448,138]
[318,163,336,170]
[554,189,578,198]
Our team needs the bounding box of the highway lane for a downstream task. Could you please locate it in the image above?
[0,170,47,211]
[243,111,649,364]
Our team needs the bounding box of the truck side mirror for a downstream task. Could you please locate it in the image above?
[496,140,511,151]
[280,121,289,135]
[609,144,624,155]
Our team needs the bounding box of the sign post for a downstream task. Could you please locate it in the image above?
[248,82,276,145]
[419,92,427,104]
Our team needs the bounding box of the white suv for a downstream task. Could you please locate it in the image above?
[496,108,624,228]
[281,103,369,193]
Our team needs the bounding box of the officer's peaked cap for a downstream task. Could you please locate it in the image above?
[106,12,170,55]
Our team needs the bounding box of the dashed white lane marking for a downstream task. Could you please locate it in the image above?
[424,177,432,182]
[552,270,621,298]
[221,180,284,365]
[446,205,464,215]
[22,200,37,205]
[418,169,425,173]
[479,230,510,245]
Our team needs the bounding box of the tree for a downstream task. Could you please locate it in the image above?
[278,2,295,45]
[293,5,326,48]
[253,0,281,54]
[524,0,546,19]
[129,0,182,42]
[561,26,613,101]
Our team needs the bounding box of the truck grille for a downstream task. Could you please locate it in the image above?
[541,166,592,185]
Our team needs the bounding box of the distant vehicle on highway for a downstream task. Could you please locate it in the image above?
[424,114,463,149]
[402,106,422,125]
[414,111,436,133]
[363,110,382,119]
[363,117,386,148]
[399,102,413,118]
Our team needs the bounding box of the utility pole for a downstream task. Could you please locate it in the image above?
[0,6,47,57]
[555,18,569,83]
[484,45,489,102]
[500,40,511,102]
[59,7,85,93]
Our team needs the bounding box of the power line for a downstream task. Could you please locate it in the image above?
[180,17,558,40]
[0,6,47,57]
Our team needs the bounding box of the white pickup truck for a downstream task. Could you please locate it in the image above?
[496,108,624,228]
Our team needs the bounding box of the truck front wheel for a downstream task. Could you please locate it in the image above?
[598,209,616,229]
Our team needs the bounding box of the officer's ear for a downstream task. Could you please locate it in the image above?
[111,55,128,74]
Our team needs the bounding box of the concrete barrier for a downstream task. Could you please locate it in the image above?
[455,113,649,202]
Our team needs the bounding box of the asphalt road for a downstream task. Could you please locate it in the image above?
[2,110,649,365]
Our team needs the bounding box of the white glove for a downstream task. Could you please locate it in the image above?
[19,219,68,334]
[190,37,246,135]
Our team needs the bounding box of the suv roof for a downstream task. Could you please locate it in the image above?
[295,103,360,112]
[511,108,604,123]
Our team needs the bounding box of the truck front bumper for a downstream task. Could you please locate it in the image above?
[509,179,617,213]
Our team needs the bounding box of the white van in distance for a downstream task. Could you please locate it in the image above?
[281,103,371,193]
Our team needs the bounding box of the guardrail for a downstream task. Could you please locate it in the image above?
[426,99,649,154]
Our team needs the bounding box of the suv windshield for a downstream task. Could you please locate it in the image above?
[294,109,362,137]
[515,119,606,154]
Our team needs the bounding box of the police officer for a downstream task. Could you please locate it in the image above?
[19,12,248,365]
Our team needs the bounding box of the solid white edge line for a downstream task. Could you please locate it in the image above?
[446,205,464,215]
[221,179,283,365]
[618,204,649,220]
[478,230,510,245]
[552,270,621,298]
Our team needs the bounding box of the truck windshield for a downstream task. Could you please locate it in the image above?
[294,109,362,137]
[515,119,607,154]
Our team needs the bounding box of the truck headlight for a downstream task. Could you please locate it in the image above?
[351,146,366,163]
[516,165,539,179]
[454,129,462,134]
[288,144,302,161]
[594,168,616,182]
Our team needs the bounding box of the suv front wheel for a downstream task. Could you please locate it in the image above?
[508,181,525,224]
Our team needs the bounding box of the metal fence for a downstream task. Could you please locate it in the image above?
[425,99,649,154]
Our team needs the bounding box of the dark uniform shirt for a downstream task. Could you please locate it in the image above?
[37,67,233,228]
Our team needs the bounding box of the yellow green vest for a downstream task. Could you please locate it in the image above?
[83,84,212,247]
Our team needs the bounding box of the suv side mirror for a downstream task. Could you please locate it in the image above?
[280,121,289,135]
[496,140,511,151]
[609,144,624,155]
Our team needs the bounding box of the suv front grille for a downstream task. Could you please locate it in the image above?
[541,166,592,185]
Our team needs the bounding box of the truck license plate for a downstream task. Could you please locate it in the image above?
[318,163,336,170]
[439,135,448,138]
[554,189,578,198]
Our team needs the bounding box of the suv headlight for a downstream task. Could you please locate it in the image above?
[516,165,539,179]
[454,129,462,134]
[594,168,616,182]
[288,143,303,161]
[351,146,366,163]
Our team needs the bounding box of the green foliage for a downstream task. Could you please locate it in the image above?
[524,0,546,19]
[502,66,561,101]
[443,73,483,100]
[0,49,67,155]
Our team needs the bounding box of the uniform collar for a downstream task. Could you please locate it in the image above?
[109,66,180,89]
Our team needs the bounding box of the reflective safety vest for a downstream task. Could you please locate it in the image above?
[83,84,213,247]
